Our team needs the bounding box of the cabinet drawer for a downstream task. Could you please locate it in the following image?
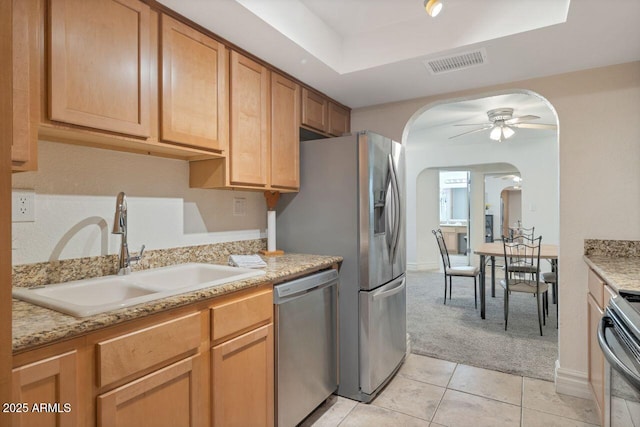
[211,289,272,344]
[588,269,605,308]
[96,312,201,388]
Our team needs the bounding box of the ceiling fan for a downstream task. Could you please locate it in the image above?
[449,108,557,142]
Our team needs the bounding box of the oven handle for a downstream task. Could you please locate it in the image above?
[598,315,640,390]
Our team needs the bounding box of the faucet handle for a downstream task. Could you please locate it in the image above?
[130,244,146,264]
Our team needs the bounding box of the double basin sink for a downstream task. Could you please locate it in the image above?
[12,263,266,318]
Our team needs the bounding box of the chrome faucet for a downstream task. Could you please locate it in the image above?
[112,192,145,275]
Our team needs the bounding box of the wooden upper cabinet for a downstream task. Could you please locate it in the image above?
[160,14,228,152]
[270,73,300,190]
[328,101,350,137]
[230,51,269,187]
[301,87,328,133]
[48,0,150,137]
[12,0,38,171]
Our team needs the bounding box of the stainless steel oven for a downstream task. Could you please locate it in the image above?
[598,292,640,426]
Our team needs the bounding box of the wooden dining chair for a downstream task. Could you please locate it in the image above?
[501,236,549,336]
[432,229,479,308]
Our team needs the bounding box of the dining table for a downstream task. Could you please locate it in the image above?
[474,241,559,319]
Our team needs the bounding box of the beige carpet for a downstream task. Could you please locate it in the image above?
[406,270,558,381]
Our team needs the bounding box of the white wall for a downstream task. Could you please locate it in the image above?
[351,61,640,398]
[12,141,267,265]
[405,126,558,271]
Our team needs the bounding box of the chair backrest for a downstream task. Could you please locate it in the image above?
[507,225,535,243]
[502,236,542,289]
[432,229,451,269]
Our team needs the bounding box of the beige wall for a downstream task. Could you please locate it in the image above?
[352,61,640,396]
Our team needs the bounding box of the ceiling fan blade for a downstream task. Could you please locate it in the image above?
[511,123,557,130]
[449,125,493,139]
[453,122,492,127]
[505,115,540,125]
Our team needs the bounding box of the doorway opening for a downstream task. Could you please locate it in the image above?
[439,170,470,266]
[483,172,523,242]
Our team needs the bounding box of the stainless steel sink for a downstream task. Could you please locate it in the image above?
[12,263,266,317]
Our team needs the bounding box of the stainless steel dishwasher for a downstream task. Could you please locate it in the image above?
[273,269,339,427]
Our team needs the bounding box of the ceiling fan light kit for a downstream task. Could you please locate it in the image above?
[424,0,443,17]
[449,107,557,141]
[502,126,515,139]
[490,124,516,142]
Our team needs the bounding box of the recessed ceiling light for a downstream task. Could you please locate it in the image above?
[424,0,443,17]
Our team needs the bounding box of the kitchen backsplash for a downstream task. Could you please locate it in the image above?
[12,141,267,265]
[13,239,266,288]
[584,239,640,257]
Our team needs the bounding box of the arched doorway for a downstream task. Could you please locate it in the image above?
[403,91,559,271]
[403,90,560,379]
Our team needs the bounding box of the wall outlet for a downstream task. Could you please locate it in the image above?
[12,189,35,222]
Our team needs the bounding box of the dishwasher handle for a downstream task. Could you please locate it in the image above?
[274,269,338,303]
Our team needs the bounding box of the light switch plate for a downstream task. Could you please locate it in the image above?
[233,197,246,216]
[12,189,35,222]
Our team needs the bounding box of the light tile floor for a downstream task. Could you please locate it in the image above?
[301,353,603,427]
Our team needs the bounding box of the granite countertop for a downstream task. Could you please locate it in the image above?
[13,253,342,353]
[584,255,640,293]
[583,239,640,293]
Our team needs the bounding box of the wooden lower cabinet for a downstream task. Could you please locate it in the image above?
[97,355,204,427]
[12,285,275,427]
[587,293,604,422]
[212,324,274,427]
[12,350,78,427]
[586,274,619,427]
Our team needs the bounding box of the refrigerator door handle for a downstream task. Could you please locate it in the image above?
[372,278,405,301]
[388,154,401,263]
[385,175,394,253]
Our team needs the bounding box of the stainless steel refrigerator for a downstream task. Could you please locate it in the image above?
[276,130,406,403]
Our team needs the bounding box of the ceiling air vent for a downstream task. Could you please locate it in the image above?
[423,48,488,75]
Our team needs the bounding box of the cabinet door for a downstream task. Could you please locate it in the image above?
[212,324,274,427]
[270,73,300,190]
[443,230,458,254]
[587,293,605,422]
[12,351,77,427]
[230,51,269,187]
[11,0,38,170]
[301,87,327,133]
[327,101,350,137]
[160,14,228,151]
[98,356,204,427]
[49,0,150,137]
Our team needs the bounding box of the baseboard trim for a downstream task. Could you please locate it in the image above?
[555,360,593,399]
[407,261,439,271]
